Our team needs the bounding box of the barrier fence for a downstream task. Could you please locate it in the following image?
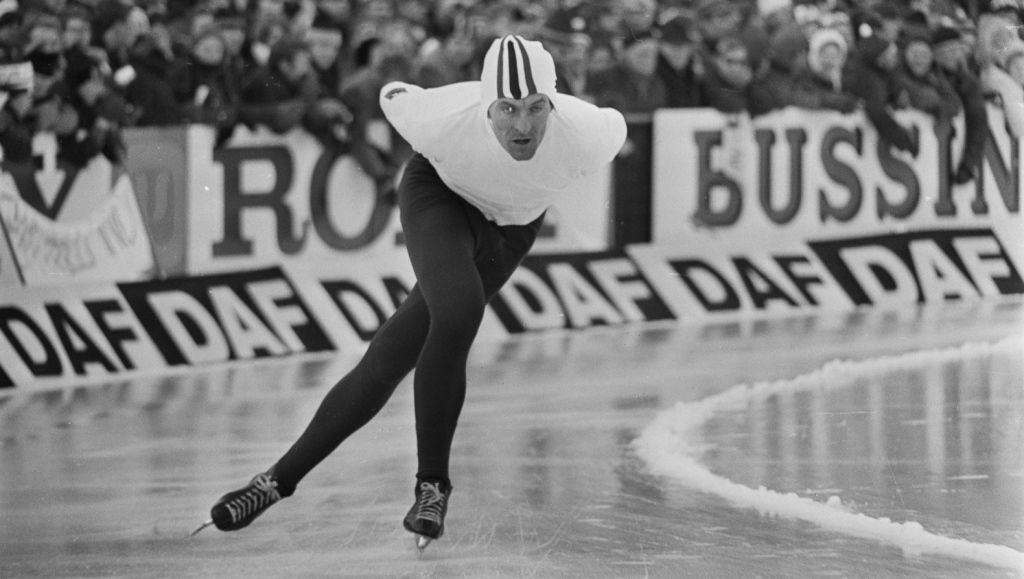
[0,106,1020,388]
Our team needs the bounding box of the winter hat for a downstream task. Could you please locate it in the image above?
[809,26,847,57]
[768,25,808,67]
[538,7,590,47]
[807,26,847,72]
[479,35,557,111]
[659,15,693,45]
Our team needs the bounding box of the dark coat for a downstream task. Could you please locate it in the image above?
[696,59,751,114]
[894,63,961,120]
[589,65,669,114]
[655,52,701,108]
[170,56,241,143]
[124,38,186,126]
[842,49,917,154]
[749,61,859,116]
[943,65,988,181]
[239,65,318,134]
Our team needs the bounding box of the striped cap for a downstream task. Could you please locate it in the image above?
[480,35,557,109]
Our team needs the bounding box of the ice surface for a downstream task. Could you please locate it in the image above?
[1,301,1022,577]
[634,336,1024,572]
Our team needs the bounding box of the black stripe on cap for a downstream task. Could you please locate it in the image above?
[512,36,537,95]
[496,38,506,98]
[506,39,522,98]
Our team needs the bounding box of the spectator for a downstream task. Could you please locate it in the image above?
[749,24,859,116]
[24,13,79,138]
[306,11,345,95]
[843,31,919,155]
[122,29,184,126]
[537,7,593,98]
[695,0,745,53]
[413,18,479,88]
[695,0,770,74]
[0,64,35,163]
[697,35,754,113]
[656,15,701,108]
[587,34,619,78]
[589,33,668,113]
[894,22,960,122]
[0,3,23,63]
[98,3,151,72]
[170,24,239,144]
[60,48,129,166]
[807,26,849,93]
[340,51,411,203]
[976,0,1024,137]
[616,0,658,40]
[239,36,317,134]
[213,7,249,72]
[932,25,988,183]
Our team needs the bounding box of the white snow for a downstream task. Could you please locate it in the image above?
[633,336,1024,572]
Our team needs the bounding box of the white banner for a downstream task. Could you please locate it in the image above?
[183,124,614,275]
[0,173,155,285]
[650,106,1023,313]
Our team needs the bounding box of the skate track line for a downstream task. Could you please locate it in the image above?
[633,336,1024,573]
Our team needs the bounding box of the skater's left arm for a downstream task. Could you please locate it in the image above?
[552,94,627,174]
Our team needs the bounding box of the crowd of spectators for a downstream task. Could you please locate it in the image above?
[0,0,1022,189]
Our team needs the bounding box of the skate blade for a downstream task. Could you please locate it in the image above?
[415,535,432,553]
[189,519,215,538]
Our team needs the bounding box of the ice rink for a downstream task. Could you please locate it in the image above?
[1,299,1022,578]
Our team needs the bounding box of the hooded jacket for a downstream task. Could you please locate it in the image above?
[842,36,917,154]
[380,35,626,226]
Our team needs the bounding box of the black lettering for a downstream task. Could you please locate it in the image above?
[774,255,823,306]
[757,128,806,225]
[322,280,388,341]
[669,259,741,311]
[85,300,137,370]
[309,149,395,250]
[732,257,799,309]
[974,129,1021,215]
[212,146,308,256]
[694,130,742,226]
[0,306,62,377]
[382,276,412,309]
[819,126,863,222]
[876,126,921,219]
[46,304,117,375]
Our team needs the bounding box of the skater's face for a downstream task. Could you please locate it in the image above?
[488,93,552,161]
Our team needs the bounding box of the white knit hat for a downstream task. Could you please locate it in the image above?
[479,34,558,111]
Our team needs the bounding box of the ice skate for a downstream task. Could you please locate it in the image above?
[402,478,452,552]
[190,472,283,537]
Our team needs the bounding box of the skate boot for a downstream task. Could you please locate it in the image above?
[403,477,452,551]
[190,472,283,537]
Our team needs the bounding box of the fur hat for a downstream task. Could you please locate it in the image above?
[479,35,557,111]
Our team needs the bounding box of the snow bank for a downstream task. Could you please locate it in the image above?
[633,336,1024,572]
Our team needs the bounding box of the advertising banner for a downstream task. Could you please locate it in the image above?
[0,172,155,286]
[651,106,1022,315]
[177,124,613,275]
[0,213,22,287]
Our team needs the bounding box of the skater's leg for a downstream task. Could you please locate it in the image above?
[269,288,431,494]
[399,158,546,483]
[400,191,484,483]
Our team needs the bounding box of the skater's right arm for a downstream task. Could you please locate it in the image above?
[379,81,479,156]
